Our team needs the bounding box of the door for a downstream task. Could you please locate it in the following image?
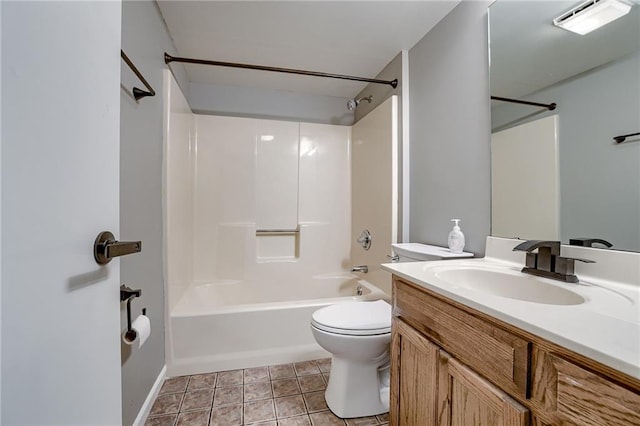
[391,319,529,426]
[391,319,440,425]
[2,1,123,424]
[444,354,529,426]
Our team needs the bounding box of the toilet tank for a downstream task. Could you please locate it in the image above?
[391,243,473,262]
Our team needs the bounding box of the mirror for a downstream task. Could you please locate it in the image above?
[489,0,640,252]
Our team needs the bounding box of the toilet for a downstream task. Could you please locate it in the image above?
[310,244,472,418]
[392,242,474,262]
[310,299,391,418]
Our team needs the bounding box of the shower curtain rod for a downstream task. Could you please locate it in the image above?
[491,96,556,111]
[164,53,398,89]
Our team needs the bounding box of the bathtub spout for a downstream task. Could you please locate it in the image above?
[351,265,368,273]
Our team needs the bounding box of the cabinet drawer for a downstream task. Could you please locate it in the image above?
[549,355,640,426]
[393,278,530,398]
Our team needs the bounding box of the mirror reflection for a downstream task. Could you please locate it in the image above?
[489,0,640,252]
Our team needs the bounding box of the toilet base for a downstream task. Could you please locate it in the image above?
[324,355,390,418]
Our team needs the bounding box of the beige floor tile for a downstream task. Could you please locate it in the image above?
[269,363,296,380]
[181,389,213,412]
[150,393,183,416]
[160,376,189,395]
[345,416,379,425]
[298,375,326,393]
[245,381,274,401]
[309,410,346,425]
[147,358,357,426]
[316,359,331,373]
[274,395,307,418]
[272,378,301,397]
[277,415,312,425]
[294,361,321,376]
[144,414,177,426]
[244,399,276,424]
[322,373,330,384]
[209,404,243,426]
[186,373,217,391]
[244,366,270,383]
[213,385,243,406]
[375,413,389,423]
[302,391,328,413]
[216,369,244,387]
[176,409,210,426]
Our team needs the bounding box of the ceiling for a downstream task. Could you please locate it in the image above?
[157,1,460,98]
[490,0,640,99]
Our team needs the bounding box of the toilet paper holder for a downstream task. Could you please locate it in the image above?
[121,285,146,342]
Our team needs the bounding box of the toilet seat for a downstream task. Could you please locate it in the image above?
[311,300,391,336]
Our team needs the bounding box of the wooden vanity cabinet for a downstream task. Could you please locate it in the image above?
[390,277,640,426]
[391,318,529,426]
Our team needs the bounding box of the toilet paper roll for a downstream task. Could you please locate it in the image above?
[122,314,151,348]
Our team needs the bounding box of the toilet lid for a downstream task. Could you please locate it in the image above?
[311,300,391,336]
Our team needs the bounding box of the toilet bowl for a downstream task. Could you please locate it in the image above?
[310,299,391,418]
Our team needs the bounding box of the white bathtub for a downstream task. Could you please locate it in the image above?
[166,275,387,377]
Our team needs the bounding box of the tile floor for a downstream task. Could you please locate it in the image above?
[145,358,389,426]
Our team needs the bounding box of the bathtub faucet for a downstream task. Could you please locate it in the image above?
[351,265,368,273]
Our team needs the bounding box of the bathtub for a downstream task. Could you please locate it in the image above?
[166,275,387,377]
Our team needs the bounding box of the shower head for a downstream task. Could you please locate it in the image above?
[346,95,373,111]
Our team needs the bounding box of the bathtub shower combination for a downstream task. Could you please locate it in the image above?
[170,276,385,376]
[163,71,396,377]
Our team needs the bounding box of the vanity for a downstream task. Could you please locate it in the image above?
[382,237,640,426]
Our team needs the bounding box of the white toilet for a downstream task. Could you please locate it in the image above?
[392,242,473,262]
[310,244,472,418]
[310,299,391,418]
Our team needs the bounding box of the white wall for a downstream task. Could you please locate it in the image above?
[190,82,355,125]
[166,115,352,308]
[408,1,492,255]
[2,2,122,423]
[353,52,408,242]
[350,96,399,296]
[492,115,559,241]
[165,72,195,312]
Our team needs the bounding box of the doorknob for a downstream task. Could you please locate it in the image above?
[93,231,142,265]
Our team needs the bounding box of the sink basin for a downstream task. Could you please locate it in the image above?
[435,267,586,305]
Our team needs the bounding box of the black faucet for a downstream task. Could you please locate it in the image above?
[513,240,594,283]
[569,238,613,248]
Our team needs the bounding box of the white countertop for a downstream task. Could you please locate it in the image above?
[382,237,640,380]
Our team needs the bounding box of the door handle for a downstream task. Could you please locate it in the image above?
[94,231,142,265]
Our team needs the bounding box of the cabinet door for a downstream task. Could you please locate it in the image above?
[391,319,440,425]
[548,355,640,426]
[444,353,530,426]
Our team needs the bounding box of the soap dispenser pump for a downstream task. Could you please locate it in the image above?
[448,219,465,254]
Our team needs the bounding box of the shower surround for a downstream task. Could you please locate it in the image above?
[163,72,394,376]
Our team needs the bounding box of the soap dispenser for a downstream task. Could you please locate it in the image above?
[448,219,465,253]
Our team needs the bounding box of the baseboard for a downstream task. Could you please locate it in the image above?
[133,364,167,426]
